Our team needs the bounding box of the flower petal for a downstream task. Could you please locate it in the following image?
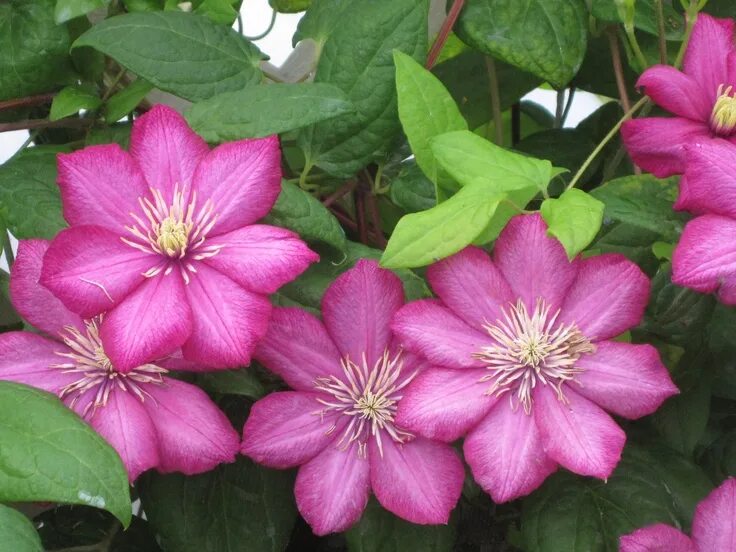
[676,140,736,217]
[692,478,736,552]
[558,254,650,341]
[241,391,339,469]
[534,387,625,479]
[191,136,281,236]
[204,225,318,294]
[683,14,735,104]
[295,442,370,536]
[255,307,342,391]
[181,263,271,368]
[395,367,494,442]
[493,213,577,311]
[619,524,695,552]
[10,240,83,336]
[129,105,209,204]
[100,272,192,373]
[57,144,148,231]
[636,65,711,121]
[369,437,463,525]
[391,299,488,369]
[40,225,156,318]
[323,259,404,367]
[143,378,239,475]
[427,246,514,330]
[464,401,557,503]
[0,332,76,394]
[575,341,678,419]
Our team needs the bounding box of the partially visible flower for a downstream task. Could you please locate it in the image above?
[241,260,464,536]
[0,240,239,481]
[41,105,318,371]
[392,214,678,503]
[619,478,735,552]
[622,14,736,178]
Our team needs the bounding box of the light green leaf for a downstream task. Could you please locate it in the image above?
[73,11,265,102]
[0,505,42,552]
[270,0,311,13]
[193,0,239,24]
[0,382,131,526]
[55,0,109,24]
[474,185,538,244]
[540,188,604,259]
[49,84,101,121]
[185,83,354,142]
[104,79,154,123]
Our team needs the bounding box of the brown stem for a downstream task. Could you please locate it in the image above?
[0,92,56,112]
[425,0,466,69]
[607,28,632,113]
[329,205,357,231]
[322,179,358,207]
[655,0,667,64]
[0,118,95,133]
[364,192,387,248]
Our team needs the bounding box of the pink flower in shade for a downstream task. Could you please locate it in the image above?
[40,105,318,372]
[621,14,736,178]
[391,214,679,503]
[619,478,736,552]
[241,260,464,536]
[0,240,240,481]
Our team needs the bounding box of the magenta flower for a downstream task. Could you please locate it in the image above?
[241,260,464,535]
[0,240,240,481]
[392,214,678,503]
[40,105,318,371]
[621,14,736,178]
[619,478,736,552]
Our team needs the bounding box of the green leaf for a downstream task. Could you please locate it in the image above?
[590,0,684,39]
[73,11,265,102]
[514,128,597,185]
[652,378,711,457]
[55,0,109,24]
[0,147,67,240]
[270,0,311,13]
[540,189,604,258]
[293,0,351,47]
[0,382,131,526]
[139,458,297,552]
[193,0,239,25]
[457,0,587,88]
[104,79,154,123]
[49,84,101,121]
[0,505,42,552]
[197,368,266,400]
[123,0,164,10]
[297,0,429,178]
[389,162,436,213]
[185,83,354,142]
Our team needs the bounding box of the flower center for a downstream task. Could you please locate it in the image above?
[711,84,736,136]
[475,299,595,415]
[313,350,416,458]
[53,317,167,417]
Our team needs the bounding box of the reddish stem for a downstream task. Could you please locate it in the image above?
[364,192,387,248]
[0,92,55,112]
[607,28,632,113]
[322,180,358,207]
[354,190,368,245]
[425,0,466,69]
[0,118,94,133]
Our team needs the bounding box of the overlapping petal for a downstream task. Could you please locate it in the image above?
[691,478,736,552]
[682,14,735,103]
[677,140,736,217]
[0,332,76,394]
[636,65,712,121]
[619,524,695,552]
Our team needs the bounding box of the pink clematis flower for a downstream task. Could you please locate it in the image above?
[241,260,464,535]
[0,240,240,480]
[392,214,678,503]
[619,478,736,552]
[621,14,736,178]
[40,105,318,371]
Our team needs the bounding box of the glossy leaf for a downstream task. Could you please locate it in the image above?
[540,188,604,259]
[49,84,101,121]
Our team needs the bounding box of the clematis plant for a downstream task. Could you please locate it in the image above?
[241,260,464,535]
[392,214,678,503]
[0,240,240,481]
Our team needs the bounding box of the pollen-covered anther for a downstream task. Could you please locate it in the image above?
[475,298,595,415]
[711,84,736,135]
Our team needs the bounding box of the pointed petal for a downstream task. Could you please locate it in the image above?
[143,378,239,474]
[391,299,487,369]
[636,65,711,121]
[100,272,192,373]
[558,254,650,341]
[295,442,370,536]
[323,259,404,367]
[683,14,735,103]
[692,478,736,552]
[129,105,209,203]
[370,437,463,525]
[241,391,339,469]
[0,332,76,394]
[427,246,514,330]
[191,136,281,236]
[182,263,271,368]
[57,145,148,231]
[10,240,83,336]
[204,225,318,294]
[396,367,495,442]
[255,307,342,391]
[40,226,156,318]
[676,140,736,217]
[620,524,695,552]
[535,387,625,479]
[493,213,577,311]
[576,341,678,419]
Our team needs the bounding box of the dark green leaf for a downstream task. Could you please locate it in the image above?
[86,123,132,148]
[49,84,101,121]
[104,79,154,123]
[292,0,351,46]
[389,162,436,213]
[652,378,711,457]
[197,368,266,400]
[541,188,604,258]
[270,0,311,13]
[55,0,109,24]
[123,0,164,10]
[590,0,684,39]
[0,505,42,552]
[514,128,597,185]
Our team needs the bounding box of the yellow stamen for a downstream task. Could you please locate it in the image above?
[711,84,736,135]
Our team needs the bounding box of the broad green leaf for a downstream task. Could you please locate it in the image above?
[591,0,684,39]
[0,382,131,526]
[73,11,265,102]
[270,0,311,13]
[381,183,505,269]
[393,50,467,192]
[139,458,297,552]
[197,368,266,400]
[474,185,538,244]
[292,0,351,47]
[54,0,109,24]
[185,83,354,142]
[104,79,154,123]
[49,84,101,121]
[297,0,428,178]
[86,123,132,148]
[540,189,604,259]
[457,0,587,88]
[0,147,67,240]
[0,505,42,552]
[652,378,711,457]
[389,162,436,213]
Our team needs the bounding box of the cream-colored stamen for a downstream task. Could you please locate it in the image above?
[711,84,736,135]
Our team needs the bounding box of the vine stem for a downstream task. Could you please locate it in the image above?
[674,0,703,68]
[0,92,55,111]
[322,180,357,207]
[607,27,632,113]
[245,8,277,41]
[425,0,465,69]
[0,118,94,133]
[655,0,667,63]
